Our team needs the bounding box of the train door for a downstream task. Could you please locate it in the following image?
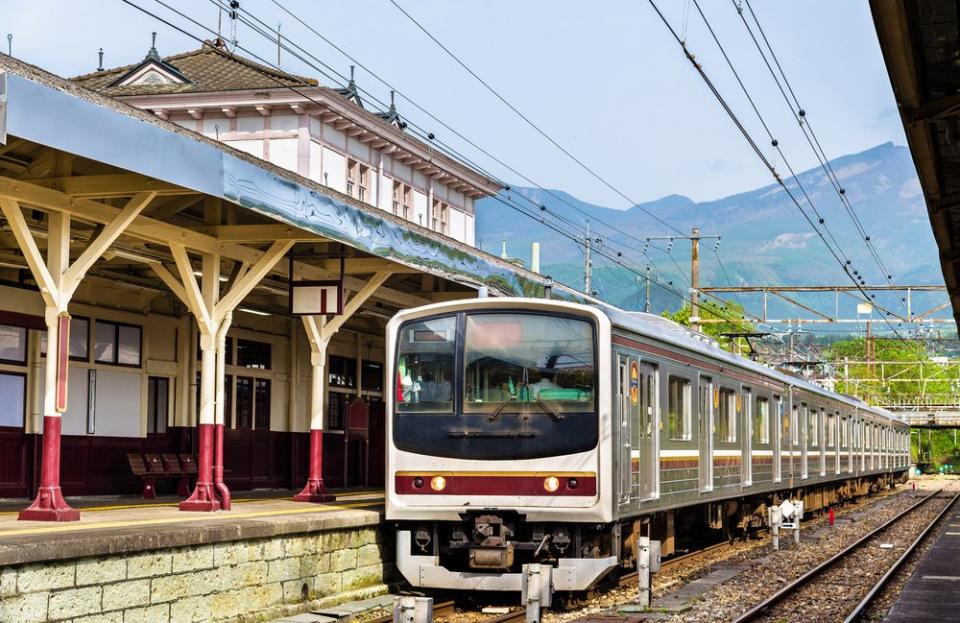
[617,354,631,506]
[773,395,782,483]
[639,362,659,500]
[698,377,713,492]
[800,403,809,480]
[741,387,752,487]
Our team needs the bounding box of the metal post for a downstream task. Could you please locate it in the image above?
[645,266,651,313]
[522,563,552,623]
[295,316,335,503]
[584,220,592,295]
[637,536,651,609]
[393,596,432,623]
[690,227,700,332]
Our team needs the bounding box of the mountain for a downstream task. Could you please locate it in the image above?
[476,142,944,322]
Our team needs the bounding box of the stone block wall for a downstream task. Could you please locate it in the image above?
[0,527,391,623]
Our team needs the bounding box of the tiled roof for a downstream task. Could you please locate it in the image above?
[71,42,317,96]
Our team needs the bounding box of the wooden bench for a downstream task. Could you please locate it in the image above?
[126,453,196,499]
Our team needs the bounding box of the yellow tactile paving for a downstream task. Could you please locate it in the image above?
[0,498,382,538]
[0,489,382,517]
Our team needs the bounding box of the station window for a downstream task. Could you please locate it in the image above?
[0,372,25,427]
[94,321,141,366]
[361,360,383,392]
[0,324,27,365]
[195,336,233,364]
[236,339,271,369]
[255,379,271,429]
[328,355,357,389]
[753,396,770,444]
[432,200,449,234]
[394,182,412,219]
[717,387,737,443]
[667,376,691,441]
[147,377,169,435]
[328,391,348,430]
[40,317,90,361]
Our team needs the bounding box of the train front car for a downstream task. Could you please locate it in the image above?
[386,298,614,592]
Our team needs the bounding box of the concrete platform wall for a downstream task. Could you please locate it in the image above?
[0,526,391,623]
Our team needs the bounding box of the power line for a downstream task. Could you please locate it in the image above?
[645,0,928,364]
[386,0,684,236]
[124,0,787,347]
[731,0,898,291]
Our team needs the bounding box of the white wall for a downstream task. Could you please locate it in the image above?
[309,140,323,184]
[448,208,466,242]
[465,214,475,246]
[268,138,298,172]
[236,115,263,133]
[226,139,264,160]
[322,147,347,193]
[379,175,394,212]
[271,112,299,132]
[412,190,428,228]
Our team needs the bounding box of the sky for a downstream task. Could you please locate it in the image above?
[0,0,908,209]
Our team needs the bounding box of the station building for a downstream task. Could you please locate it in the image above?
[0,42,561,520]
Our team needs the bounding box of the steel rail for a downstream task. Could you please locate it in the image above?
[367,600,455,623]
[843,489,960,623]
[730,488,945,622]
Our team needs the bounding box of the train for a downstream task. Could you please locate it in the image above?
[384,298,910,593]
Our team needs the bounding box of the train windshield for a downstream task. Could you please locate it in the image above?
[463,314,594,414]
[394,311,598,460]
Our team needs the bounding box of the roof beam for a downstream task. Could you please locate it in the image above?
[197,224,325,243]
[25,174,194,198]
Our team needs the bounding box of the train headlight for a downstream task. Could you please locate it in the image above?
[430,475,447,492]
[543,476,560,492]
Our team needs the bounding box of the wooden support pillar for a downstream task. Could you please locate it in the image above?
[155,240,295,512]
[0,193,154,521]
[294,271,391,503]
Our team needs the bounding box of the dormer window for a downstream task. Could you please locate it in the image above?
[109,33,190,89]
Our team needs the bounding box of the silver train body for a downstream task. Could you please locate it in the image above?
[385,299,909,592]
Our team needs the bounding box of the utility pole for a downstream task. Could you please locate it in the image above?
[690,227,701,332]
[583,220,592,295]
[645,266,651,313]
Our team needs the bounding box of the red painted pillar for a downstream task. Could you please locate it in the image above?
[295,346,334,503]
[212,319,231,510]
[20,311,79,522]
[180,340,220,512]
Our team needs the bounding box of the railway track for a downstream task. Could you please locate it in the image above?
[730,487,960,623]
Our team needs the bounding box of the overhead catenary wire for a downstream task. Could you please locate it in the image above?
[645,0,929,363]
[386,0,684,236]
[730,0,898,291]
[124,0,804,352]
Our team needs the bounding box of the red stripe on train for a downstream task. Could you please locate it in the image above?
[394,474,597,496]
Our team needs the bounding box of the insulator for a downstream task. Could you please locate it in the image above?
[540,205,546,211]
[427,132,435,140]
[818,218,824,224]
[504,185,510,191]
[839,188,846,195]
[846,260,852,265]
[617,251,622,257]
[888,275,893,280]
[865,235,871,241]
[798,109,806,117]
[771,139,778,147]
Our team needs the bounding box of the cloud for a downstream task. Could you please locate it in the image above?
[760,232,817,252]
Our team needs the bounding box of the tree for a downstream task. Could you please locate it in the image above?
[663,300,756,354]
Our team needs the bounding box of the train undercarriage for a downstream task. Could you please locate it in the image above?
[396,472,907,592]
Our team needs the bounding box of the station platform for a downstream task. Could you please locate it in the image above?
[0,488,384,566]
[0,489,389,623]
[883,502,960,622]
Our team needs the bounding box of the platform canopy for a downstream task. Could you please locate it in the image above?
[872,0,960,331]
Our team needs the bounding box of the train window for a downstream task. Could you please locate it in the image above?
[809,408,819,447]
[827,413,836,448]
[753,396,769,444]
[790,405,799,446]
[396,315,456,413]
[463,313,595,414]
[717,388,736,443]
[667,376,691,441]
[840,417,849,448]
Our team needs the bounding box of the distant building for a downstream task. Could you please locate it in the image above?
[72,39,501,246]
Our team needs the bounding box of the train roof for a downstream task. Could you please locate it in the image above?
[597,304,903,425]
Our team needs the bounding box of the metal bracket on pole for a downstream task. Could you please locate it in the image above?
[393,596,433,623]
[521,563,552,623]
